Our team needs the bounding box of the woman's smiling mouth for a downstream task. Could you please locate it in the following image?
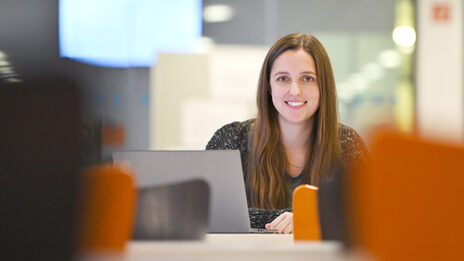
[285,101,307,108]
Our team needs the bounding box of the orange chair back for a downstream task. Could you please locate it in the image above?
[350,131,464,261]
[76,163,137,255]
[293,184,321,241]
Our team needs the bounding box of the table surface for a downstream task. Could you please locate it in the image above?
[125,234,365,261]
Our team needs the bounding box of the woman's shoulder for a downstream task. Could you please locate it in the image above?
[339,123,362,142]
[205,119,253,150]
[212,119,252,139]
[338,123,369,164]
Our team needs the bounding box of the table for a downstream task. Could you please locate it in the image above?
[126,234,355,261]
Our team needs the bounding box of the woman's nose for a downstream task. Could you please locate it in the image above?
[289,82,302,96]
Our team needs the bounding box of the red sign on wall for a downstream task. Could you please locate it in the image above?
[433,3,451,22]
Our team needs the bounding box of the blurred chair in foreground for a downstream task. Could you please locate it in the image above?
[293,163,347,241]
[349,131,464,260]
[317,164,348,242]
[76,163,136,257]
[293,185,321,241]
[0,78,81,261]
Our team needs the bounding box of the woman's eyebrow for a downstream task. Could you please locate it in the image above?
[272,71,290,77]
[300,71,317,75]
[272,71,317,76]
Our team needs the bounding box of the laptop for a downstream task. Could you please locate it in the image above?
[113,150,270,233]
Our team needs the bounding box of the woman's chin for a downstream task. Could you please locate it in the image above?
[279,116,312,126]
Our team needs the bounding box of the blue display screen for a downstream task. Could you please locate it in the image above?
[59,0,202,67]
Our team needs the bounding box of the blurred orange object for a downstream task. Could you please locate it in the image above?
[76,163,137,255]
[293,185,321,241]
[102,124,125,147]
[350,131,464,260]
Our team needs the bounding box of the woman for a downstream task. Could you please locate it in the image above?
[206,33,368,234]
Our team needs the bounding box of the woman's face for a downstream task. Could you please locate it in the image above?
[269,48,320,126]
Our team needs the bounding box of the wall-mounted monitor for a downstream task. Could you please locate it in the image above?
[59,0,202,68]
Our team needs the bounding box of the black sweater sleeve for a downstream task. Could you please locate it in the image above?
[248,208,292,228]
[205,121,243,150]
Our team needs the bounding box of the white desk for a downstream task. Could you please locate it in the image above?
[126,234,354,261]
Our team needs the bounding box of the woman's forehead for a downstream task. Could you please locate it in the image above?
[271,49,316,73]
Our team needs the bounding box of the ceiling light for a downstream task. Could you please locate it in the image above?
[0,70,17,77]
[349,73,369,92]
[336,82,356,101]
[0,66,14,74]
[398,45,415,54]
[378,49,401,68]
[392,26,416,47]
[195,36,215,53]
[6,78,22,83]
[362,63,385,81]
[203,5,234,23]
[0,74,17,78]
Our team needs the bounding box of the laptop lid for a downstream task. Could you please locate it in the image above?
[113,150,251,233]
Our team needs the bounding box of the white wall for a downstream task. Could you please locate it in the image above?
[150,46,268,150]
[417,0,464,144]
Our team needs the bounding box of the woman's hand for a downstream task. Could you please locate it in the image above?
[265,212,293,234]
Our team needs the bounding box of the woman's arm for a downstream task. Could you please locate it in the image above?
[249,208,291,228]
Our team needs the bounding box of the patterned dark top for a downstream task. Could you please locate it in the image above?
[205,119,369,228]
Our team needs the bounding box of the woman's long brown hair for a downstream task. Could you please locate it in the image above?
[248,33,341,209]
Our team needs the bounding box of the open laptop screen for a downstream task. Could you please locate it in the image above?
[113,150,251,233]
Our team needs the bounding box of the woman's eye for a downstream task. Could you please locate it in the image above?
[303,75,315,82]
[277,76,288,82]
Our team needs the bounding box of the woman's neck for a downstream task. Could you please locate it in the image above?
[279,117,314,177]
[279,118,314,149]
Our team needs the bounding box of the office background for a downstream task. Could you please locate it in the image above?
[0,0,462,163]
